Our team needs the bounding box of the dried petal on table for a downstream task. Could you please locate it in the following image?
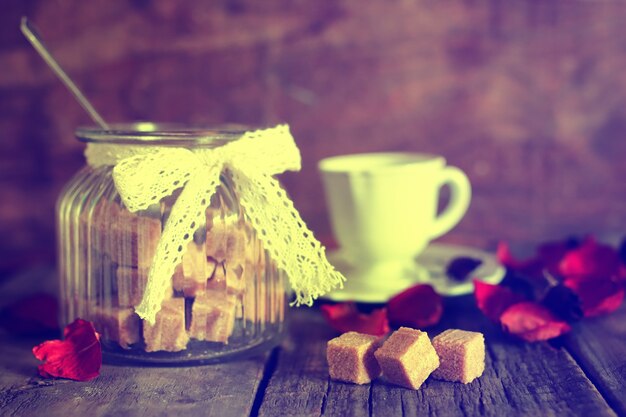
[500,301,571,342]
[321,302,390,336]
[387,284,443,328]
[32,319,102,381]
[497,239,578,279]
[563,278,625,317]
[541,283,584,321]
[536,238,580,277]
[474,280,524,323]
[559,238,621,281]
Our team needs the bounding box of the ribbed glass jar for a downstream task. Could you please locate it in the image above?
[57,123,286,364]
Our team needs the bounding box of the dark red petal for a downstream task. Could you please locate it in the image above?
[32,319,102,381]
[500,302,571,342]
[498,239,577,279]
[474,280,525,322]
[320,303,390,336]
[541,284,583,321]
[0,294,59,336]
[536,239,578,277]
[563,278,625,317]
[387,284,443,328]
[559,238,620,281]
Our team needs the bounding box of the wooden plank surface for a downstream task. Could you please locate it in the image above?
[564,304,626,417]
[0,335,269,417]
[0,268,270,417]
[259,298,618,417]
[257,312,337,417]
[1,294,624,416]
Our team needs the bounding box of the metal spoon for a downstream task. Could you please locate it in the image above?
[20,17,110,130]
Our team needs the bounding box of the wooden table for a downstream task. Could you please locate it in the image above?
[1,277,625,416]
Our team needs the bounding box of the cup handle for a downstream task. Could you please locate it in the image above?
[430,166,471,239]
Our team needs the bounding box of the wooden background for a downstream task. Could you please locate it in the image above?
[1,0,626,275]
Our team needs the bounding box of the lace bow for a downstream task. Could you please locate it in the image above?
[85,124,344,324]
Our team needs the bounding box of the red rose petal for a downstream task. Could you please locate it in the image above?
[320,303,390,336]
[559,238,620,281]
[536,240,576,277]
[474,280,525,322]
[497,240,574,279]
[563,278,625,317]
[32,319,102,381]
[387,284,443,328]
[500,301,571,342]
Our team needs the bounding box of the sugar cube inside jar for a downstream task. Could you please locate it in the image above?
[57,123,289,364]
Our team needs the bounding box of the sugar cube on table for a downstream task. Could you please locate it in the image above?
[143,298,189,352]
[327,332,382,385]
[432,329,485,384]
[374,327,440,390]
[188,290,238,343]
[87,305,141,349]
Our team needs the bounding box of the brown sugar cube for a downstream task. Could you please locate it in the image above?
[243,233,266,270]
[227,226,249,264]
[77,250,116,301]
[111,210,161,269]
[374,327,440,390]
[205,261,246,295]
[188,290,238,343]
[205,219,227,260]
[272,268,286,324]
[92,200,162,269]
[87,306,141,349]
[171,264,185,294]
[243,244,284,324]
[224,261,247,294]
[172,242,218,296]
[240,261,260,322]
[205,260,227,291]
[143,298,189,352]
[182,242,213,284]
[327,332,382,384]
[205,219,248,263]
[432,329,485,384]
[116,266,149,307]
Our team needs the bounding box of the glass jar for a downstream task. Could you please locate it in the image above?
[57,123,286,364]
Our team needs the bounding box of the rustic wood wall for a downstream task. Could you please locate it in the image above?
[1,0,626,273]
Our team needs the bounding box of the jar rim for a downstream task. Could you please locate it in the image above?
[76,122,259,146]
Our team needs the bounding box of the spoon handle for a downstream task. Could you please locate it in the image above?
[21,17,110,130]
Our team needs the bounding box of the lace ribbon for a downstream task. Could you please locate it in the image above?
[85,124,344,324]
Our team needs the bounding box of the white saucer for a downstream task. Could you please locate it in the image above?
[324,243,505,302]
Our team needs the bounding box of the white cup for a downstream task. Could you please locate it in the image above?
[319,152,471,296]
